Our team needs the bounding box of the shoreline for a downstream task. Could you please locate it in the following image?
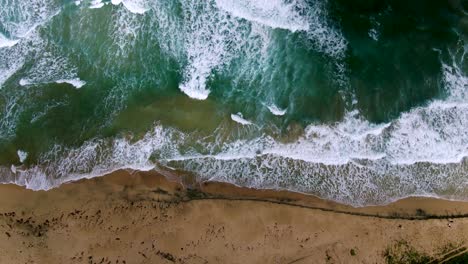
[52,167,468,218]
[6,164,468,213]
[1,168,468,263]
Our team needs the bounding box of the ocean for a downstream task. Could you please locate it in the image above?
[0,0,467,206]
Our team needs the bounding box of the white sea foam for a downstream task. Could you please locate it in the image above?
[0,34,19,48]
[17,150,28,163]
[56,78,86,89]
[179,83,210,100]
[89,0,105,9]
[266,104,287,116]
[215,0,309,32]
[122,0,148,14]
[231,113,253,125]
[19,79,30,86]
[111,0,148,14]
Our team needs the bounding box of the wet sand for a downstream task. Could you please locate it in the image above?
[0,168,468,263]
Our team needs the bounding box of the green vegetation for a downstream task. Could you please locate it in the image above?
[384,240,432,264]
[185,188,206,200]
[384,240,468,264]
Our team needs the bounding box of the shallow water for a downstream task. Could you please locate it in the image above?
[0,0,467,206]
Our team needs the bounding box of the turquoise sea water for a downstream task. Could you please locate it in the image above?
[0,0,467,205]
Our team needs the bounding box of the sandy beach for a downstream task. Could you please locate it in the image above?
[0,168,468,263]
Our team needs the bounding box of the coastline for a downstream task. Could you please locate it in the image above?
[1,168,468,263]
[10,164,468,218]
[1,1,467,263]
[7,163,468,213]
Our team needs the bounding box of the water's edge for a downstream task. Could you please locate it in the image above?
[4,165,468,210]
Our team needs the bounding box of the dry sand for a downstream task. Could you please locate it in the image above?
[0,168,468,263]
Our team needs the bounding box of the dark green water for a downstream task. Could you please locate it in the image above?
[0,0,467,205]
